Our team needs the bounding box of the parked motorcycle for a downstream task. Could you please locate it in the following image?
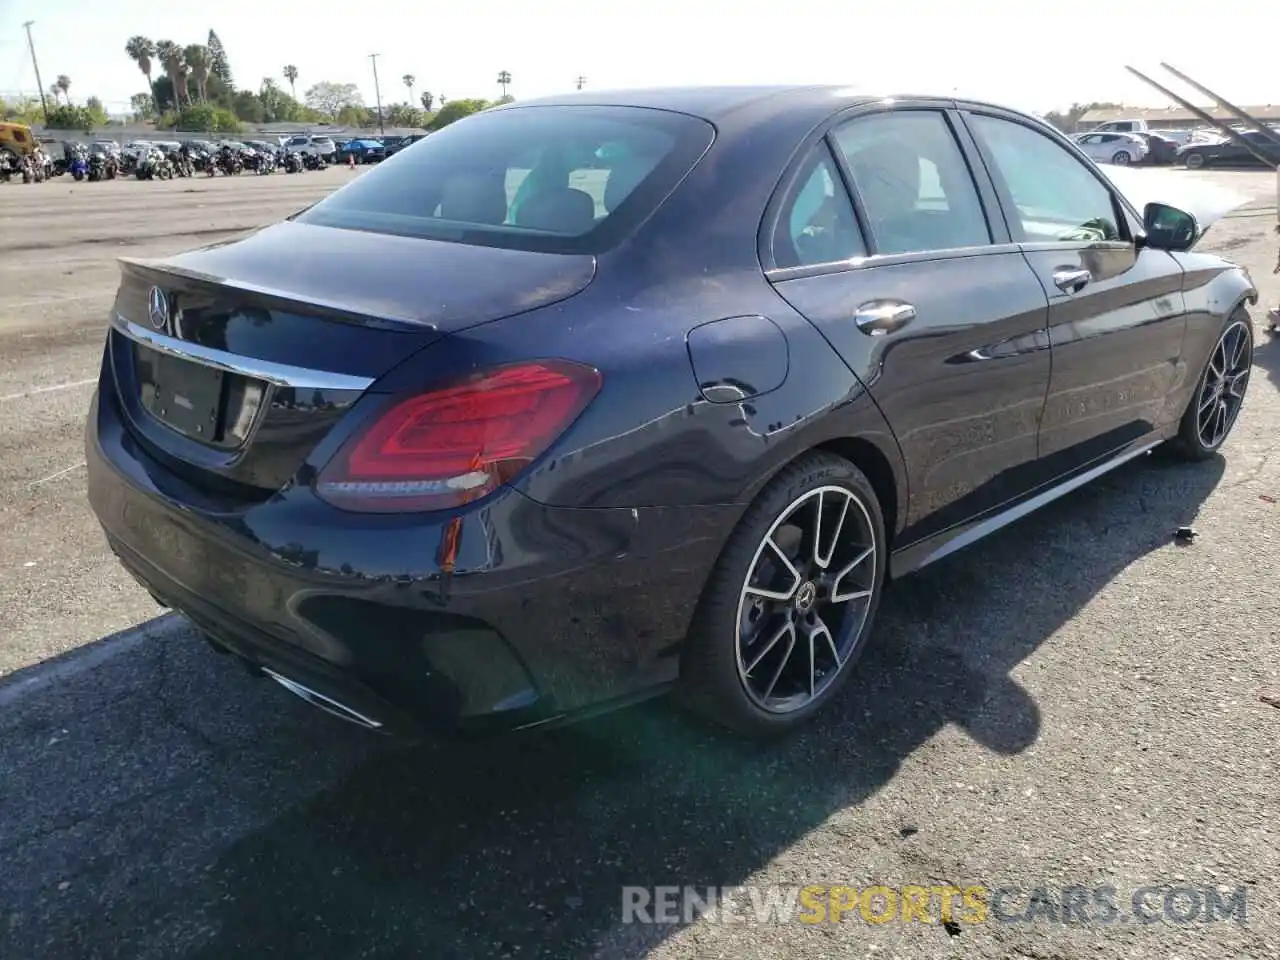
[255,151,276,175]
[302,151,325,171]
[135,149,173,180]
[70,147,90,182]
[283,151,304,174]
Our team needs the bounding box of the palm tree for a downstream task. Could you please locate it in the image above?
[184,44,211,102]
[155,41,185,109]
[419,91,434,112]
[54,75,71,105]
[402,73,415,104]
[283,64,298,100]
[125,36,156,97]
[496,71,511,98]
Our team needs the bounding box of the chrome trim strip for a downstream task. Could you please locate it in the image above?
[916,438,1164,569]
[261,668,385,730]
[111,313,375,392]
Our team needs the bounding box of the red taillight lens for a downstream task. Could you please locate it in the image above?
[315,359,601,512]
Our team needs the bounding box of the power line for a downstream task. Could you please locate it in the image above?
[576,74,587,91]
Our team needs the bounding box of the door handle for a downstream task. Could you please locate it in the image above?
[853,300,916,337]
[1052,268,1092,293]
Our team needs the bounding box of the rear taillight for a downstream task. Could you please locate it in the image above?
[315,359,601,512]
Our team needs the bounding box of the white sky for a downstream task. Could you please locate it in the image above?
[1,0,1273,117]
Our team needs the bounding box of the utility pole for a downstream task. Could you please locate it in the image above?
[368,53,385,136]
[22,21,50,125]
[576,74,587,91]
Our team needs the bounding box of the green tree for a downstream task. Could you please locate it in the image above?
[155,41,186,109]
[429,98,488,130]
[125,37,156,97]
[85,97,109,126]
[184,44,212,102]
[402,73,415,104]
[171,102,240,133]
[1,96,44,124]
[44,104,96,130]
[335,104,374,127]
[54,75,71,105]
[207,30,233,86]
[130,92,156,121]
[385,103,425,127]
[496,70,511,98]
[283,64,299,100]
[419,90,434,112]
[305,81,363,119]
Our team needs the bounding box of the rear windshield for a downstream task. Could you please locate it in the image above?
[295,104,715,254]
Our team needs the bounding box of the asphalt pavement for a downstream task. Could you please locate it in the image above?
[0,166,1277,960]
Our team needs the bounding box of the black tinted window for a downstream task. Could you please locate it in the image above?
[773,145,865,268]
[298,105,714,254]
[969,114,1122,243]
[832,111,991,255]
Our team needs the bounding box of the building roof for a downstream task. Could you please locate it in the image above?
[1080,104,1280,124]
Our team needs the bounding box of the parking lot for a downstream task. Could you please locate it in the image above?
[1,167,1278,959]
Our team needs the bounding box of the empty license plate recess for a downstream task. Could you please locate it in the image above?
[139,349,224,440]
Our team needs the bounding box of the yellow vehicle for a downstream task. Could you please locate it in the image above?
[0,121,38,160]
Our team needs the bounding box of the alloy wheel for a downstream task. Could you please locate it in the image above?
[735,485,876,714]
[1196,319,1252,449]
[1112,151,1131,165]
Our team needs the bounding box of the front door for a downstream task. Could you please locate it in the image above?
[767,106,1053,546]
[961,110,1188,472]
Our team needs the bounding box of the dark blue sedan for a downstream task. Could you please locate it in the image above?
[86,87,1256,739]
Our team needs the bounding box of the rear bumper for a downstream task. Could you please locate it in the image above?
[86,383,737,737]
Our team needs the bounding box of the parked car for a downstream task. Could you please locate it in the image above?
[284,135,338,163]
[87,88,1257,741]
[1072,131,1148,165]
[1177,129,1280,169]
[337,138,386,163]
[1130,131,1179,165]
[384,133,427,158]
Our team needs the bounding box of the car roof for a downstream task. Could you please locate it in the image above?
[496,84,978,126]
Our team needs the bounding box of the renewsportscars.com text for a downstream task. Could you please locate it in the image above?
[621,884,1249,926]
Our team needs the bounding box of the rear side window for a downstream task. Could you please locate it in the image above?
[297,105,715,254]
[772,145,865,268]
[831,110,991,256]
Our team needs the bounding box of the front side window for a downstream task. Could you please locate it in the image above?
[831,110,991,256]
[297,105,714,254]
[969,114,1122,244]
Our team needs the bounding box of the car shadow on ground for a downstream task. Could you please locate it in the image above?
[0,454,1225,959]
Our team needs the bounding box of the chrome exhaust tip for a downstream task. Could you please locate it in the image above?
[261,668,384,731]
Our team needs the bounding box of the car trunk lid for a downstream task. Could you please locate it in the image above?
[107,220,596,499]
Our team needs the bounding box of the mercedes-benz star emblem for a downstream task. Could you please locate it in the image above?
[148,286,168,331]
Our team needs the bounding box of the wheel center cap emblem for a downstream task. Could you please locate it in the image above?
[795,581,818,614]
[148,286,168,331]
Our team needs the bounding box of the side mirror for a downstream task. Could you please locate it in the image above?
[1142,202,1199,252]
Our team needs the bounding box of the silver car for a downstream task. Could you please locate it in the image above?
[1073,131,1148,165]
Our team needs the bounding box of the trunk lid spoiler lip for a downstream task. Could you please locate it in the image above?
[116,256,441,333]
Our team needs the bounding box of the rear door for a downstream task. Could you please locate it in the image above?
[961,109,1188,471]
[766,103,1053,546]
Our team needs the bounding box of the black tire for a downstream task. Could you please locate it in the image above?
[677,451,887,737]
[1185,153,1206,170]
[1167,308,1253,460]
[1110,151,1131,165]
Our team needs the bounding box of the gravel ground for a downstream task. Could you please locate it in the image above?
[0,166,1277,960]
